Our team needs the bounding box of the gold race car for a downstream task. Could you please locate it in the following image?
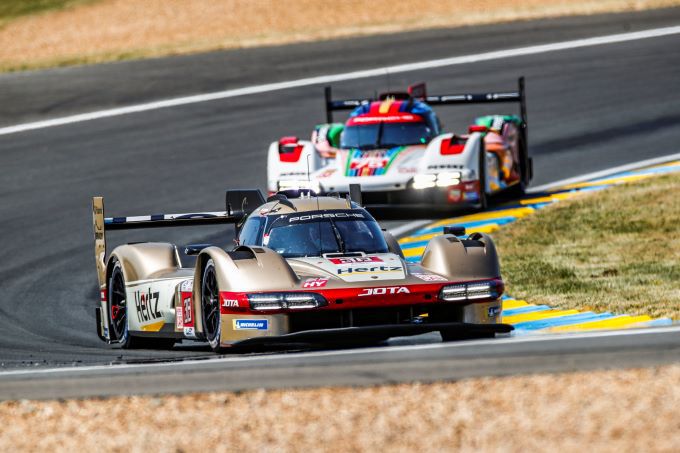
[92,187,511,351]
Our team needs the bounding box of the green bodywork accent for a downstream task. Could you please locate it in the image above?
[327,123,344,148]
[314,123,344,148]
[475,115,522,129]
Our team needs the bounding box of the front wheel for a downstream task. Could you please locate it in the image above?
[201,259,222,352]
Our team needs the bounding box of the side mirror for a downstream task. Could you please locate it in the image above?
[349,183,362,206]
[381,229,405,259]
[443,226,466,236]
[225,189,266,218]
[184,244,212,256]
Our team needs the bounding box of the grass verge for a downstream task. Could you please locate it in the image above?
[494,172,680,319]
[1,365,678,451]
[0,0,93,27]
[1,0,679,73]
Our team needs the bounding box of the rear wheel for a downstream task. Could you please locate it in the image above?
[477,144,489,211]
[108,262,135,348]
[201,259,222,352]
[508,135,529,198]
[108,262,176,349]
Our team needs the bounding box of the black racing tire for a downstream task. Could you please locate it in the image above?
[108,261,175,350]
[201,259,222,352]
[108,261,137,349]
[477,143,489,211]
[507,134,529,198]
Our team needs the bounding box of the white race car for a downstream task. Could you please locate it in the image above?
[267,78,532,210]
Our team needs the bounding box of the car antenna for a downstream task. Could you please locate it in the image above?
[309,154,323,256]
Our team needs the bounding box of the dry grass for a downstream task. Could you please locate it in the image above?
[1,364,678,452]
[0,1,93,26]
[1,0,679,72]
[494,172,680,319]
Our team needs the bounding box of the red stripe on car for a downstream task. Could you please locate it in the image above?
[219,279,502,314]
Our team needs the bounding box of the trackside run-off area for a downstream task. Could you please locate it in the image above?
[1,0,679,72]
[0,364,678,451]
[398,159,680,333]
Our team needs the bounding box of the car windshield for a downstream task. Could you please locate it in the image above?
[262,211,389,258]
[341,121,433,150]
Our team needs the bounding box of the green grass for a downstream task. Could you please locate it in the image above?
[493,172,680,319]
[0,0,95,24]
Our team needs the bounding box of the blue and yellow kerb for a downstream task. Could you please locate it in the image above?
[398,160,680,334]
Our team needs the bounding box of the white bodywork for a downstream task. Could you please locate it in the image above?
[125,276,189,333]
[267,132,499,201]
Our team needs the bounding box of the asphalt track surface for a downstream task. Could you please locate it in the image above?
[1,327,679,401]
[1,8,679,381]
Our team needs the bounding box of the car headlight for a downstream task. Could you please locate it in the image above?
[413,172,462,189]
[440,284,467,301]
[436,172,461,187]
[248,292,328,310]
[439,279,504,302]
[413,174,436,189]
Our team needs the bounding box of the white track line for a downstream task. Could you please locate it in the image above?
[0,325,678,377]
[528,152,680,192]
[2,25,680,136]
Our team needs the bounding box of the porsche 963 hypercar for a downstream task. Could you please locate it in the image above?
[267,78,532,210]
[93,188,511,351]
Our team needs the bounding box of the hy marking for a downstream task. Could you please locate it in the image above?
[2,25,680,136]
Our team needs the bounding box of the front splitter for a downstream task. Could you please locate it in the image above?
[230,322,513,348]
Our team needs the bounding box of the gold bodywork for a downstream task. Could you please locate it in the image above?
[92,197,106,287]
[420,233,500,281]
[93,195,505,346]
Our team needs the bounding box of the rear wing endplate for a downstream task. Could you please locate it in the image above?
[324,77,528,127]
[92,189,265,286]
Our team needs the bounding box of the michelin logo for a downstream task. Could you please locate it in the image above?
[488,306,501,318]
[233,319,269,331]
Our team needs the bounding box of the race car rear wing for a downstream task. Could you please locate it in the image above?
[324,76,527,127]
[91,189,265,286]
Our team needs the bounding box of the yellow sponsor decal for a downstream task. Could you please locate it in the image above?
[379,99,393,114]
[140,320,165,332]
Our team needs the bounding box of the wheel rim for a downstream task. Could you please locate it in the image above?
[201,263,220,343]
[109,268,128,341]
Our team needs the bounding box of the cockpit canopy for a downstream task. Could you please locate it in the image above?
[340,99,440,150]
[238,209,389,258]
